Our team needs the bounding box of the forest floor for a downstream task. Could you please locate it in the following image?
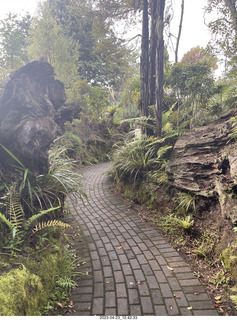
[117,195,237,316]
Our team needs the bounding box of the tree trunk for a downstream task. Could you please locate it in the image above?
[140,0,149,119]
[224,0,237,41]
[154,0,165,137]
[148,0,158,106]
[175,0,184,63]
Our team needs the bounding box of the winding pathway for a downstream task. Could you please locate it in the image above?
[66,162,218,316]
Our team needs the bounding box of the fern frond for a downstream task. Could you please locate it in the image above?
[32,220,72,234]
[6,186,24,232]
[26,206,61,230]
[0,212,13,230]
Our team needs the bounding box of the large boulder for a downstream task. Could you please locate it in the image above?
[0,61,67,175]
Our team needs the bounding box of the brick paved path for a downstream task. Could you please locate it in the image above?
[66,162,218,316]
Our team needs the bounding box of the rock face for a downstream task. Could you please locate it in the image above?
[166,110,237,224]
[0,61,67,175]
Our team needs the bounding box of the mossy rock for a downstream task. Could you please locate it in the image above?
[221,241,237,282]
[0,266,43,316]
[0,241,62,315]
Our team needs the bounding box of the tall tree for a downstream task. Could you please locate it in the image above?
[48,0,136,89]
[27,2,79,87]
[140,0,149,120]
[206,0,237,60]
[148,0,158,106]
[140,0,166,137]
[0,13,31,70]
[181,46,218,70]
[154,0,165,137]
[175,0,184,63]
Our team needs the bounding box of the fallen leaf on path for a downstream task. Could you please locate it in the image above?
[68,301,74,308]
[194,292,199,295]
[106,281,110,284]
[137,280,141,285]
[187,307,192,310]
[214,295,222,300]
[117,246,123,250]
[82,262,86,265]
[174,294,181,299]
[167,266,174,271]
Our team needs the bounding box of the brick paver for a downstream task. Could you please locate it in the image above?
[66,163,218,316]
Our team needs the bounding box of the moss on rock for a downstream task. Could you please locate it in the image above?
[0,266,43,316]
[221,241,237,282]
[0,240,62,315]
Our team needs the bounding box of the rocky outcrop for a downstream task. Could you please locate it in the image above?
[0,61,69,175]
[166,110,237,224]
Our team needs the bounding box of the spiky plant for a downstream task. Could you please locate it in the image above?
[176,192,196,212]
[112,136,160,183]
[0,143,86,215]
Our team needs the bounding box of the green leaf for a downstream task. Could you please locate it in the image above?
[0,144,25,169]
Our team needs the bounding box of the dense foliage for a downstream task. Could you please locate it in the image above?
[1,0,237,315]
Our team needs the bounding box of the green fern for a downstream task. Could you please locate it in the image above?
[0,212,13,230]
[55,276,76,291]
[6,185,24,233]
[32,220,72,234]
[171,215,194,230]
[26,206,61,229]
